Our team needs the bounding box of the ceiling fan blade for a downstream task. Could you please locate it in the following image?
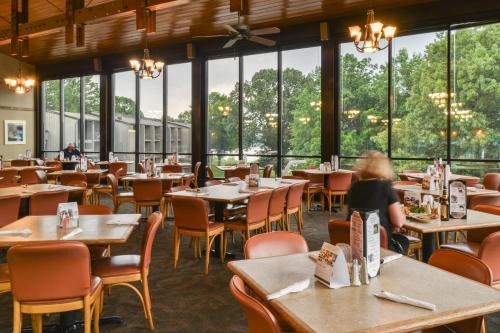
[223,38,240,48]
[192,34,229,39]
[224,24,239,34]
[248,35,276,47]
[250,27,280,36]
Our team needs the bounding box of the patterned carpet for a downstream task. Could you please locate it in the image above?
[0,197,499,333]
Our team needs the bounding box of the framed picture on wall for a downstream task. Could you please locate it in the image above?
[4,120,26,145]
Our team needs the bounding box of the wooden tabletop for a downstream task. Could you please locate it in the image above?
[49,169,107,176]
[95,161,134,165]
[216,165,250,171]
[166,178,308,203]
[228,250,500,333]
[393,184,499,198]
[155,162,191,167]
[300,168,354,175]
[4,166,51,172]
[0,184,83,199]
[399,172,479,181]
[404,209,500,233]
[0,214,140,247]
[121,172,194,181]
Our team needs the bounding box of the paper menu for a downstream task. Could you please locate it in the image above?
[449,180,467,219]
[314,242,350,289]
[350,210,381,278]
[403,191,421,208]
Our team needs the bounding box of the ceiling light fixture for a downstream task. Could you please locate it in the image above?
[129,48,164,79]
[4,68,35,94]
[349,9,396,53]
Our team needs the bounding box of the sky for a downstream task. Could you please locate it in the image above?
[115,32,440,118]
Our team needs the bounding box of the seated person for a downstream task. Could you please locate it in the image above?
[60,142,81,170]
[346,151,408,253]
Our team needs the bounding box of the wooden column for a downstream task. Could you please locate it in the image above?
[100,72,112,162]
[191,58,207,175]
[321,38,335,162]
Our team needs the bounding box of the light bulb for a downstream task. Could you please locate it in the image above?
[383,26,396,39]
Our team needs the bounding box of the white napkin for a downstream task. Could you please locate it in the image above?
[267,279,310,300]
[380,253,403,265]
[61,228,83,240]
[0,228,32,237]
[106,220,139,226]
[373,290,436,311]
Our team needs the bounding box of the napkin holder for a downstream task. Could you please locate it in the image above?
[350,209,381,278]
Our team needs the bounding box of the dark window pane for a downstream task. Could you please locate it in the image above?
[63,77,81,148]
[42,80,61,151]
[113,71,136,153]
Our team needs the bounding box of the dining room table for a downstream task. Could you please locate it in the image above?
[121,172,194,182]
[399,172,480,183]
[3,165,51,173]
[228,249,500,333]
[166,178,309,257]
[0,213,141,331]
[393,183,499,198]
[0,184,83,198]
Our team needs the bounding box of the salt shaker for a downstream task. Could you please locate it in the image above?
[352,259,361,286]
[360,257,370,285]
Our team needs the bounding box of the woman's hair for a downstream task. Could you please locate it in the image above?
[353,151,394,180]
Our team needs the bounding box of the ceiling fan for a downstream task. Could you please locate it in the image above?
[193,13,280,48]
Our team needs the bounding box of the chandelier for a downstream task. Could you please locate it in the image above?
[344,109,360,119]
[129,48,165,79]
[4,68,35,94]
[218,106,232,116]
[349,9,396,53]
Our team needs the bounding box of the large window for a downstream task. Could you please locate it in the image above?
[207,57,240,177]
[339,23,500,177]
[41,76,100,160]
[167,62,192,163]
[112,63,193,168]
[340,43,388,158]
[450,23,500,176]
[282,47,321,171]
[206,47,322,177]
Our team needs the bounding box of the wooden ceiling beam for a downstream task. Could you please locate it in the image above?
[0,0,190,45]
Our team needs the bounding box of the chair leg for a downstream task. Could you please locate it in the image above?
[173,228,180,269]
[13,300,21,333]
[93,294,101,333]
[142,275,155,330]
[84,295,91,333]
[328,193,332,215]
[31,314,42,333]
[219,232,225,263]
[204,235,211,275]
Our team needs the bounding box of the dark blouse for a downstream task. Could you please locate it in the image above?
[346,179,399,240]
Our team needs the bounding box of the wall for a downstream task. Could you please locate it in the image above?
[0,53,35,159]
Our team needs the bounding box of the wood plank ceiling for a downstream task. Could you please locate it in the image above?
[0,0,439,65]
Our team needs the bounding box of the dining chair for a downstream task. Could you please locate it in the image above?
[229,275,282,333]
[29,190,69,215]
[7,241,102,333]
[0,195,21,227]
[468,193,500,209]
[475,173,500,191]
[20,169,47,185]
[162,164,183,173]
[328,219,389,249]
[137,162,145,173]
[107,173,134,213]
[263,165,273,178]
[426,249,492,333]
[109,162,129,189]
[78,205,113,260]
[172,197,224,275]
[10,160,30,167]
[244,231,308,259]
[267,187,289,231]
[441,206,500,288]
[323,171,352,214]
[227,167,250,181]
[133,179,166,225]
[459,176,481,187]
[91,212,162,330]
[193,161,202,188]
[45,161,63,183]
[0,263,10,294]
[225,190,273,246]
[399,169,423,182]
[182,175,194,187]
[85,172,101,203]
[206,166,215,180]
[60,172,92,203]
[293,171,324,211]
[284,183,305,233]
[0,169,18,184]
[392,180,420,186]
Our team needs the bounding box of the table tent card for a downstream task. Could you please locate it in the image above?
[57,202,79,228]
[314,242,350,289]
[350,210,381,278]
[145,158,154,177]
[403,191,421,208]
[80,155,88,172]
[449,180,467,219]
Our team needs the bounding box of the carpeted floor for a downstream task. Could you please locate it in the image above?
[0,197,499,333]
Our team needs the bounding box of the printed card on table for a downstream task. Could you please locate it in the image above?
[350,210,381,278]
[449,180,467,219]
[314,242,350,289]
[403,191,421,208]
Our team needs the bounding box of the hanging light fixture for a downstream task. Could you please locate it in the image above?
[4,68,35,94]
[349,9,396,53]
[129,48,165,79]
